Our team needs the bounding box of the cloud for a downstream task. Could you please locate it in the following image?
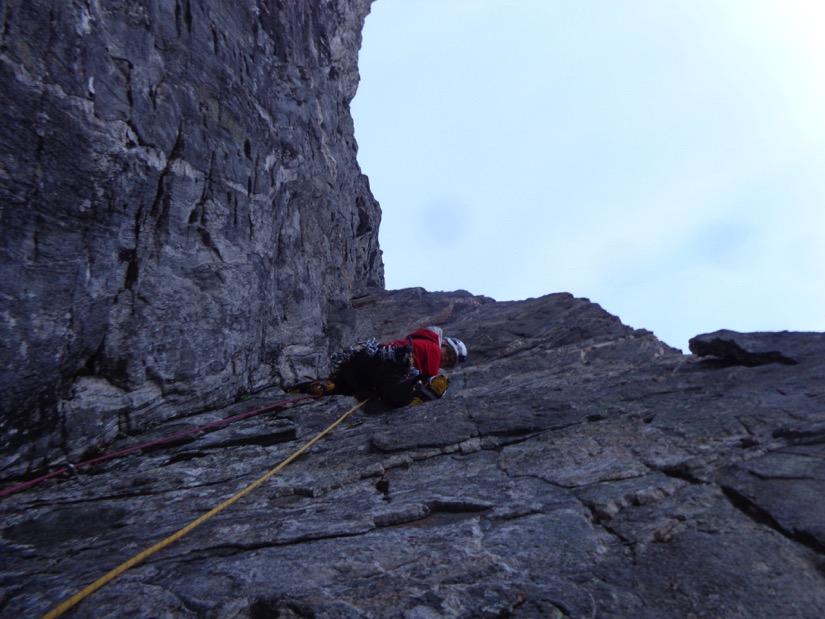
[355,0,825,347]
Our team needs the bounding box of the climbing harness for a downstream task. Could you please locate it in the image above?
[1,395,316,500]
[41,398,370,619]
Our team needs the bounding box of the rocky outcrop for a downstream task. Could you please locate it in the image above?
[3,2,825,617]
[0,1,382,475]
[688,330,813,366]
[2,288,824,618]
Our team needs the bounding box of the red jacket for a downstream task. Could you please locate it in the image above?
[388,328,442,377]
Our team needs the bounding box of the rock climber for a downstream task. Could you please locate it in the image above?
[293,326,468,407]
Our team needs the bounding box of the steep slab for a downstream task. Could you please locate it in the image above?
[3,289,824,617]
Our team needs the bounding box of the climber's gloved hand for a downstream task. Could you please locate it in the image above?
[409,374,450,406]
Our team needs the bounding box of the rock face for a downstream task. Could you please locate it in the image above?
[2,288,825,618]
[0,1,383,474]
[3,3,825,618]
[689,329,810,366]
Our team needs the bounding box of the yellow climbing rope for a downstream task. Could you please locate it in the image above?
[42,398,370,619]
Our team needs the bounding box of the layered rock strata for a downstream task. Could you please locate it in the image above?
[2,289,824,618]
[3,2,825,616]
[0,0,382,475]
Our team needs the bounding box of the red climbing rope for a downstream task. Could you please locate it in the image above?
[0,395,316,499]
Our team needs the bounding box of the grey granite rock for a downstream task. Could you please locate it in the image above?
[2,288,825,618]
[0,0,383,474]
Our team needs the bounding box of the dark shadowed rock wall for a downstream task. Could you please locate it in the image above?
[0,0,382,475]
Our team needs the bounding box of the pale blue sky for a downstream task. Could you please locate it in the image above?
[351,1,825,351]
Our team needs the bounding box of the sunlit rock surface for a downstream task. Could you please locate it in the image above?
[2,288,824,618]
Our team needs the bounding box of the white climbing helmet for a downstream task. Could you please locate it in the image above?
[445,337,468,364]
